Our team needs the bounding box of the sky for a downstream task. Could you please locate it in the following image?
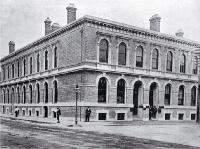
[0,0,200,59]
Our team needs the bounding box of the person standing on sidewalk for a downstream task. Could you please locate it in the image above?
[85,107,91,122]
[56,108,61,123]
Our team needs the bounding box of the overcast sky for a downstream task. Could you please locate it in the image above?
[0,0,200,59]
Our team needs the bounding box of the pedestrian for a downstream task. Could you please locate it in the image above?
[56,107,61,123]
[149,106,153,120]
[153,106,157,119]
[85,107,91,122]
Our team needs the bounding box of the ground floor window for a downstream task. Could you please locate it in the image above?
[98,113,107,120]
[178,113,184,120]
[165,113,171,120]
[22,110,26,116]
[36,111,39,117]
[117,113,125,120]
[29,110,32,116]
[191,114,196,120]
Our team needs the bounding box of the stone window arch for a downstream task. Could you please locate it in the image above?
[191,86,196,106]
[53,80,58,103]
[136,45,143,67]
[29,85,33,104]
[180,54,186,73]
[164,84,171,106]
[99,39,109,63]
[178,85,184,105]
[193,56,198,74]
[45,50,48,70]
[98,77,108,103]
[166,51,173,71]
[37,53,40,72]
[44,82,48,103]
[152,49,158,69]
[117,79,126,104]
[23,86,26,104]
[118,42,126,66]
[36,83,40,103]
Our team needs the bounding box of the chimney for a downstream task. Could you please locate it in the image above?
[9,41,15,54]
[66,3,77,24]
[149,14,161,32]
[175,29,184,38]
[44,17,52,35]
[51,23,61,32]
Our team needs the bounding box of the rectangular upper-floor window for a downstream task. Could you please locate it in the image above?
[3,67,5,80]
[45,50,48,70]
[136,46,143,68]
[12,64,14,78]
[17,60,20,77]
[30,57,33,74]
[99,39,109,63]
[54,47,57,68]
[23,59,26,76]
[7,65,10,79]
[37,53,40,72]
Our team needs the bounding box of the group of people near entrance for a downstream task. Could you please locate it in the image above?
[56,107,91,123]
[149,106,157,120]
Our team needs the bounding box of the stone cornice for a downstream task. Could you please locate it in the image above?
[1,15,200,63]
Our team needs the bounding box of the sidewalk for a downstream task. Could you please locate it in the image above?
[1,114,200,147]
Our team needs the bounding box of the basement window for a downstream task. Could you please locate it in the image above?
[117,113,125,120]
[191,114,196,120]
[98,113,107,120]
[165,113,171,120]
[178,113,184,120]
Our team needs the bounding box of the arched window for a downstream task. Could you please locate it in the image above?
[53,81,58,103]
[44,82,48,103]
[180,54,186,73]
[45,50,48,70]
[99,39,108,63]
[164,84,171,105]
[3,89,5,103]
[191,86,196,106]
[17,87,20,104]
[7,89,9,103]
[29,85,32,104]
[30,57,33,74]
[117,79,126,104]
[152,49,158,69]
[136,46,143,67]
[37,54,40,72]
[193,56,198,74]
[54,47,57,68]
[118,42,126,65]
[23,86,26,104]
[166,51,173,71]
[98,77,107,103]
[11,88,14,104]
[23,59,26,76]
[36,84,40,103]
[178,85,184,105]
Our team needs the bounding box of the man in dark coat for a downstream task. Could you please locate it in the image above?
[85,107,91,122]
[56,108,61,123]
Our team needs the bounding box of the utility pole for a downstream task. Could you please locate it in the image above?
[75,85,79,125]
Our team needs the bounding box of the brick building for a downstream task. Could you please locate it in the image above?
[0,4,200,121]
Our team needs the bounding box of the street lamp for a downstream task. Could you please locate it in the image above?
[75,84,79,125]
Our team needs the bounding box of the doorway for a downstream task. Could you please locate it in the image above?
[149,82,158,120]
[133,81,143,115]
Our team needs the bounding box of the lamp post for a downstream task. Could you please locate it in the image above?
[75,85,79,125]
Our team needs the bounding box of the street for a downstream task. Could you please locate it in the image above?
[1,118,199,149]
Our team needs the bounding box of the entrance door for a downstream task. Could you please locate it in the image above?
[44,106,48,118]
[133,81,143,116]
[149,82,158,120]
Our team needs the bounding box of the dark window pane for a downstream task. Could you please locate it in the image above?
[99,39,108,63]
[136,46,143,67]
[117,79,125,103]
[118,42,126,65]
[98,77,107,102]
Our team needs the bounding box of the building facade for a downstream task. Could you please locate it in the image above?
[0,4,200,121]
